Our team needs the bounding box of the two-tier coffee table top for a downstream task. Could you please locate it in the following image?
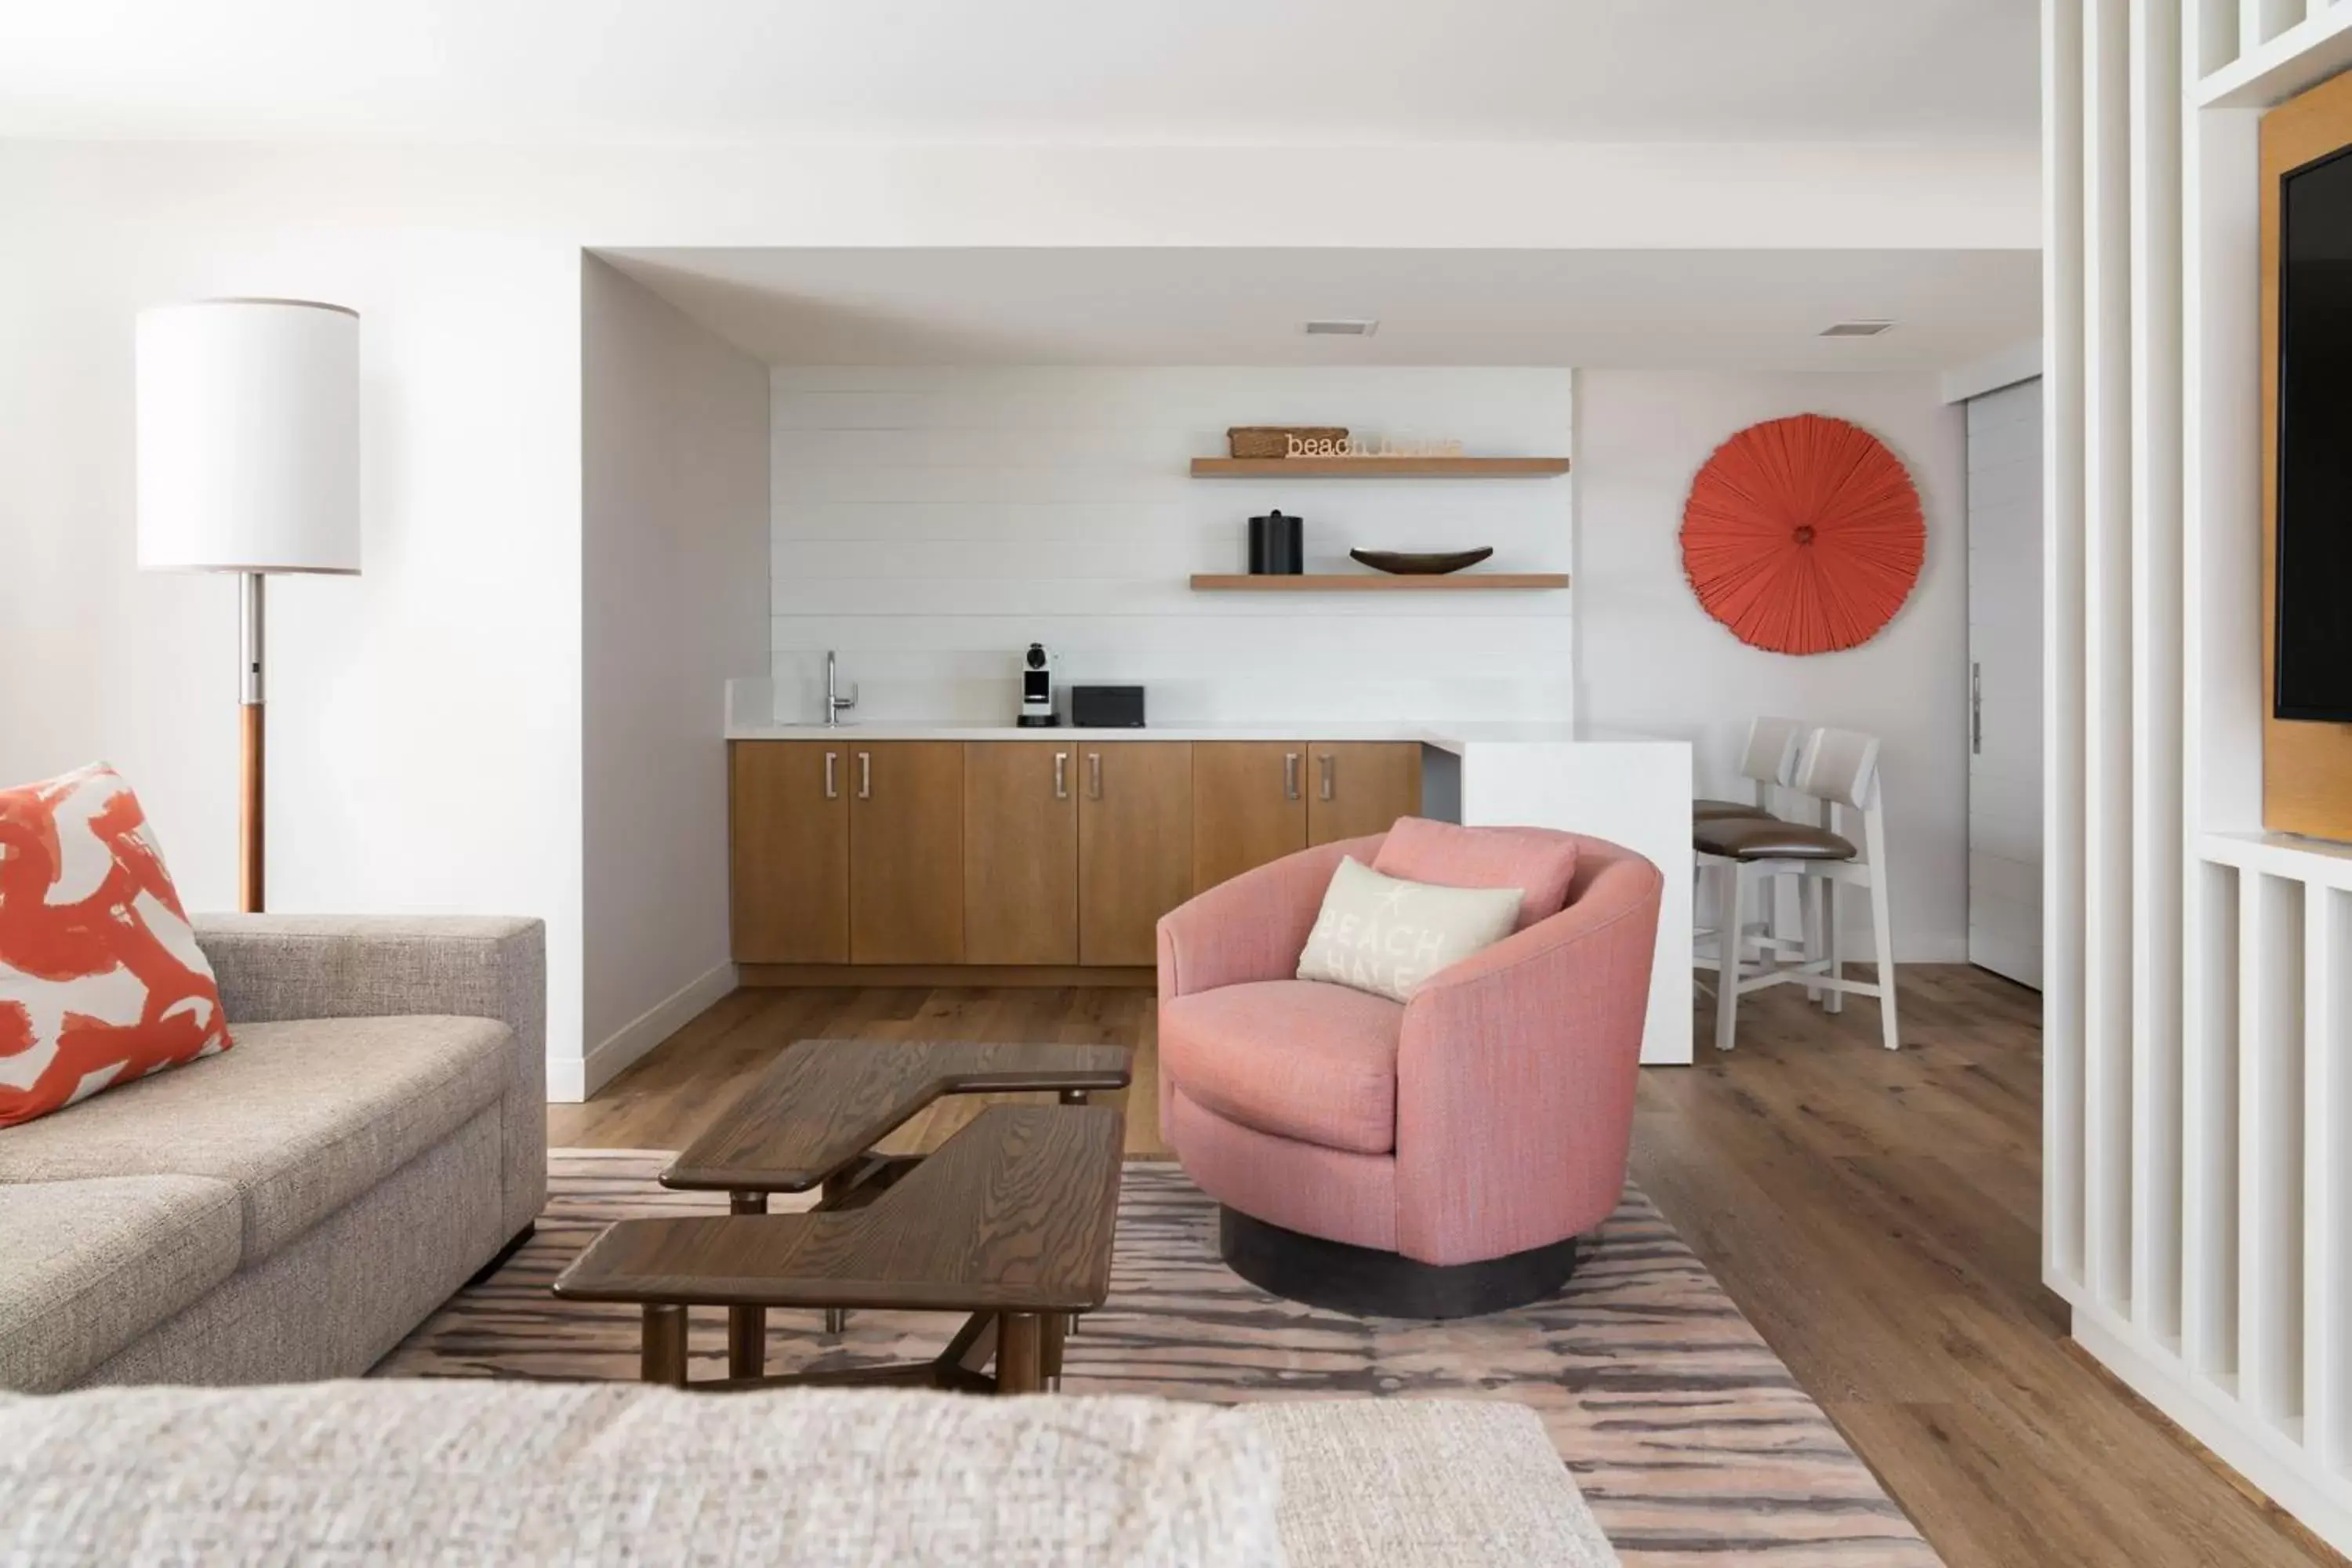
[550,1038,1132,1394]
[661,1038,1134,1194]
[555,1102,1123,1314]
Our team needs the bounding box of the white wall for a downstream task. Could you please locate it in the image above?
[768,367,1573,724]
[1573,370,1969,962]
[0,162,587,1068]
[579,258,769,1099]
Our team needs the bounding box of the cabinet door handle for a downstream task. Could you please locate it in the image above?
[1054,751,1069,800]
[1319,753,1334,801]
[1088,752,1103,800]
[857,751,872,800]
[1970,662,1983,757]
[1283,751,1301,801]
[824,751,839,800]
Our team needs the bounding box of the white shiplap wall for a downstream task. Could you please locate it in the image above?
[768,366,1576,725]
[2047,1,2352,1555]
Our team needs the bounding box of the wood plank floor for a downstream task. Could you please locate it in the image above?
[548,966,2343,1568]
[550,983,1163,1160]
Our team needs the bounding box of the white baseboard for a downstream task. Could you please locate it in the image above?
[546,960,738,1104]
[2071,1309,2352,1559]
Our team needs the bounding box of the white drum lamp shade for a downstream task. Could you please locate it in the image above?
[135,297,360,915]
[136,299,360,573]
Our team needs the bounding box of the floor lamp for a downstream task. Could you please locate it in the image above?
[136,299,360,913]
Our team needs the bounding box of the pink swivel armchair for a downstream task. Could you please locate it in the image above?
[1156,824,1662,1318]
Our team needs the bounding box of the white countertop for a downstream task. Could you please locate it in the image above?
[724,719,1678,752]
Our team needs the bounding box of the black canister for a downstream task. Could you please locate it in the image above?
[1248,510,1304,574]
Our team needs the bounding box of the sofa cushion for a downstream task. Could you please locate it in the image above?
[0,1174,242,1393]
[1160,980,1402,1156]
[1371,816,1581,930]
[0,1014,510,1265]
[0,762,234,1127]
[0,1382,1287,1568]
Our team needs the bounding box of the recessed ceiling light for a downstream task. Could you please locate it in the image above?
[1820,320,1896,337]
[1305,318,1379,336]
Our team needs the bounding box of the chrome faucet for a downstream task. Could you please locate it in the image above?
[824,650,858,727]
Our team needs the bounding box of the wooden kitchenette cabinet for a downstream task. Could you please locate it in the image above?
[1307,742,1423,846]
[847,742,964,964]
[1078,742,1194,964]
[731,736,1417,975]
[1190,742,1308,893]
[729,739,967,966]
[961,740,1197,967]
[964,742,1079,964]
[729,740,851,963]
[1191,739,1421,891]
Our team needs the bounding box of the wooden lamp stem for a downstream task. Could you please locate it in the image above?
[239,572,265,913]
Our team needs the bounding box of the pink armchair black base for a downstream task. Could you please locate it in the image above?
[1156,826,1663,1320]
[1218,1204,1584,1320]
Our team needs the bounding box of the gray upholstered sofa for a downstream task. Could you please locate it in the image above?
[0,915,545,1392]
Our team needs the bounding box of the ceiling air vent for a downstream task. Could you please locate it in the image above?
[1304,318,1379,336]
[1819,320,1896,338]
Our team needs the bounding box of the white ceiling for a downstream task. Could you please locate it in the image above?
[0,1,2037,146]
[601,248,2040,372]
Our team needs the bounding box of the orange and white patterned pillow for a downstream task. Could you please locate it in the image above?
[0,763,231,1127]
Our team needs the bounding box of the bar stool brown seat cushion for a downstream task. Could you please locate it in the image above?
[1693,817,1858,861]
[1692,799,1774,822]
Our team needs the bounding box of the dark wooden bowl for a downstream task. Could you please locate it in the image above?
[1348,547,1495,575]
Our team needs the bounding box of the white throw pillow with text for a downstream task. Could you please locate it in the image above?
[1296,856,1523,1004]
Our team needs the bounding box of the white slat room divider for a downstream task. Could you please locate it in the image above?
[2128,0,2187,1344]
[2047,2,2352,1552]
[2044,0,2091,1299]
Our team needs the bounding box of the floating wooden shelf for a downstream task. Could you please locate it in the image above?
[1190,573,1570,593]
[1190,456,1572,477]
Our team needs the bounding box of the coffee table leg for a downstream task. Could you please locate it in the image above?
[1052,1091,1089,1342]
[818,1174,852,1334]
[996,1312,1044,1395]
[1041,1310,1066,1392]
[728,1193,768,1377]
[643,1304,688,1388]
[1051,1080,1089,1355]
[727,1306,765,1376]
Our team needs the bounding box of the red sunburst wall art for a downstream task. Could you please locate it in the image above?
[1679,413,1926,655]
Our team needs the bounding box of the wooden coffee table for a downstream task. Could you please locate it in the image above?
[552,1040,1130,1394]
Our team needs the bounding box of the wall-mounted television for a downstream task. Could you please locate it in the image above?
[2275,143,2352,721]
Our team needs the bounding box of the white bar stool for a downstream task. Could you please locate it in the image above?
[1693,717,1814,978]
[1693,716,1808,824]
[1698,727,1899,1053]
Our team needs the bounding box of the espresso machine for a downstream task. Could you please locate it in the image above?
[1018,642,1061,727]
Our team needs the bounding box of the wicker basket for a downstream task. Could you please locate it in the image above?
[1228,426,1348,460]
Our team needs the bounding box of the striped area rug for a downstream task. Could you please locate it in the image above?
[379,1150,1936,1566]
